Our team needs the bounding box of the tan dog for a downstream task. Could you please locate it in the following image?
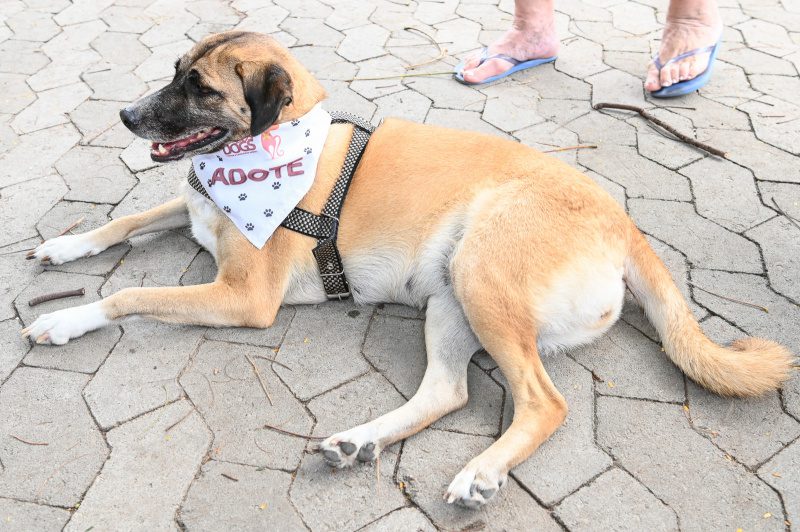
[23,32,794,507]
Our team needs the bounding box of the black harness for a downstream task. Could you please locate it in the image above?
[187,111,374,300]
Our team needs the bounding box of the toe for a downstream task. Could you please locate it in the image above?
[678,61,691,81]
[462,58,511,84]
[645,63,661,91]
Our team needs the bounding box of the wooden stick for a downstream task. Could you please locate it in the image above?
[346,70,452,82]
[543,144,598,153]
[261,424,326,440]
[252,354,293,372]
[57,217,84,236]
[9,435,49,446]
[770,197,800,232]
[28,288,85,307]
[245,354,273,406]
[164,409,193,434]
[221,473,239,482]
[593,103,727,157]
[688,282,768,313]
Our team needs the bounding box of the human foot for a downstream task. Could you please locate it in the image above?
[645,5,723,92]
[459,22,559,84]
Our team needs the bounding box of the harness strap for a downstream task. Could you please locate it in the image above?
[186,110,374,300]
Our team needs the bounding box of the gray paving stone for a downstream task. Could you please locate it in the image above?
[53,0,113,26]
[585,169,626,206]
[83,67,148,101]
[759,440,800,528]
[739,96,800,157]
[325,0,374,31]
[139,11,197,48]
[601,50,650,78]
[587,68,647,109]
[119,136,158,173]
[398,428,561,531]
[670,94,752,131]
[42,20,106,57]
[404,75,485,111]
[375,303,425,319]
[180,340,312,471]
[633,121,704,170]
[363,314,503,436]
[83,320,204,429]
[572,320,685,403]
[11,82,91,134]
[185,0,240,25]
[320,80,377,119]
[56,145,137,204]
[274,301,371,401]
[280,16,342,47]
[0,367,107,507]
[433,16,482,55]
[0,174,67,247]
[179,461,306,530]
[18,270,121,373]
[372,89,432,124]
[747,216,800,302]
[481,83,545,132]
[0,238,38,322]
[690,269,800,355]
[337,23,388,62]
[597,396,785,531]
[111,162,185,217]
[0,498,71,532]
[515,120,580,166]
[361,507,436,531]
[699,128,800,184]
[234,5,289,33]
[205,306,296,347]
[0,319,28,383]
[134,39,194,82]
[556,36,608,79]
[579,145,691,201]
[100,5,154,33]
[348,54,407,100]
[720,46,797,75]
[681,157,774,232]
[290,45,357,81]
[414,0,459,26]
[66,400,211,531]
[537,98,591,125]
[507,355,612,505]
[6,9,59,41]
[0,39,50,75]
[91,31,151,69]
[100,231,199,297]
[628,199,762,273]
[512,63,592,100]
[425,108,513,140]
[0,73,34,114]
[27,49,100,92]
[555,468,679,532]
[758,182,800,221]
[567,110,637,147]
[736,18,795,57]
[34,201,129,276]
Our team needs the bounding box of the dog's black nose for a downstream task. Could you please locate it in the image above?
[119,107,139,131]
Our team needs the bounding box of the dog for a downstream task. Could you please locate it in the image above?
[22,31,794,507]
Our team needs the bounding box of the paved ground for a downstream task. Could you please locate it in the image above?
[1,0,799,530]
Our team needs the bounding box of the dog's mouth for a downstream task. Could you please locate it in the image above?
[150,127,228,162]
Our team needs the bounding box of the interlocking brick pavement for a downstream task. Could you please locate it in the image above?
[0,0,798,530]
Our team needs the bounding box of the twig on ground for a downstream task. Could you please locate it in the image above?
[36,453,90,499]
[252,354,293,372]
[688,282,768,313]
[9,435,48,446]
[543,144,598,153]
[771,197,800,232]
[221,473,239,482]
[164,409,194,434]
[403,26,448,69]
[28,288,85,307]
[246,354,273,406]
[0,247,34,257]
[58,217,84,236]
[593,102,726,157]
[261,424,326,440]
[346,70,453,82]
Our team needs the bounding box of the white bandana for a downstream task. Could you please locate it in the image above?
[191,104,332,248]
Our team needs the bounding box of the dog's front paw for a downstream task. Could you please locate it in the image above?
[445,466,507,509]
[318,427,381,468]
[22,303,109,345]
[27,234,102,265]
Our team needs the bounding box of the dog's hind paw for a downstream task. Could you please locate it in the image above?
[318,427,380,468]
[445,467,507,508]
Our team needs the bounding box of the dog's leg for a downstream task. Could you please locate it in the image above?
[22,280,279,345]
[319,289,481,468]
[28,197,189,264]
[443,306,567,508]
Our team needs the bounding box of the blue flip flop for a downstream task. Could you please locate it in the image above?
[454,47,557,86]
[649,40,721,98]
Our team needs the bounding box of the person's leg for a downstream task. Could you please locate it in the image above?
[461,0,558,84]
[645,0,722,92]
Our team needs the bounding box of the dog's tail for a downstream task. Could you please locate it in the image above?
[624,226,795,397]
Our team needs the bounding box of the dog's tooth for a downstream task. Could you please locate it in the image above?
[158,144,168,154]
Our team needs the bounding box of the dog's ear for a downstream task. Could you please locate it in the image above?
[235,62,293,137]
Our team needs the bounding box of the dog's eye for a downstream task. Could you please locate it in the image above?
[186,69,218,97]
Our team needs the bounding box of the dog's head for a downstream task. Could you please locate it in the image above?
[120,31,326,162]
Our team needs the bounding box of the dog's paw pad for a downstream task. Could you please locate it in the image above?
[319,430,380,468]
[445,468,507,508]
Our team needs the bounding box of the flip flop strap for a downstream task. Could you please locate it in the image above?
[652,44,716,71]
[475,47,522,68]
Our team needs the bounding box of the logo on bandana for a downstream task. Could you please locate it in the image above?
[191,104,332,249]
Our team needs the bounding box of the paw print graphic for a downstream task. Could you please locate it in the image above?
[207,179,213,187]
[304,147,312,155]
[245,223,254,231]
[263,209,273,217]
[238,193,247,201]
[305,129,310,137]
[223,206,231,213]
[272,181,281,190]
[291,119,300,126]
[199,162,206,170]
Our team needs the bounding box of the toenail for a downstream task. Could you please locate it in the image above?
[339,441,356,455]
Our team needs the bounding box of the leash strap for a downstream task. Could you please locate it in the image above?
[187,110,374,300]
